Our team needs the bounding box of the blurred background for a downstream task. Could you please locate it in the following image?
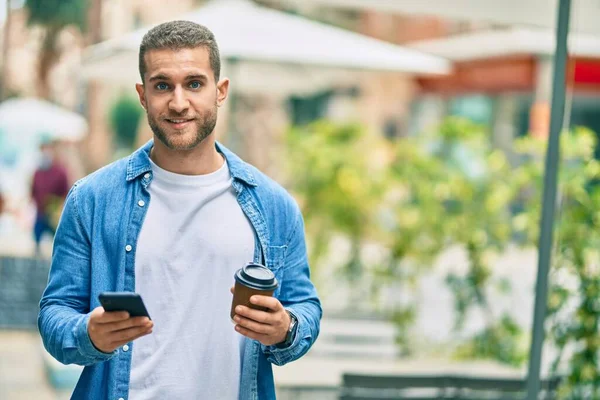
[1,0,600,399]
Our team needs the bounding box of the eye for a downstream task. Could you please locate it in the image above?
[155,82,169,91]
[189,81,202,89]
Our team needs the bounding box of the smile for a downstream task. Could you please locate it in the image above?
[165,118,194,129]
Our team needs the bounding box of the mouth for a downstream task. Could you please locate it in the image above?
[164,118,195,129]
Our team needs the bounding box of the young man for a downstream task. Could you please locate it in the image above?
[39,21,321,400]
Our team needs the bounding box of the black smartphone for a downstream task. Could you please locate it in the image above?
[98,292,151,319]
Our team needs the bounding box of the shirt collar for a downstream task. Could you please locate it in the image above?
[126,139,257,187]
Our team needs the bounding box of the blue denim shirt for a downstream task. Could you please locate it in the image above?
[38,140,322,400]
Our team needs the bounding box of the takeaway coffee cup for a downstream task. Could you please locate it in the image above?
[231,263,278,320]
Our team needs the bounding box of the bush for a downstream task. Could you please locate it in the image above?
[109,94,142,151]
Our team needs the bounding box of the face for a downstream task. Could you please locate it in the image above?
[136,47,229,151]
[40,143,54,156]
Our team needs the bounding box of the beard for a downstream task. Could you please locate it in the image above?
[147,103,218,151]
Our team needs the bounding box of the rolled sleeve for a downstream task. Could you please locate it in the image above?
[262,307,312,365]
[75,312,117,362]
[261,207,322,366]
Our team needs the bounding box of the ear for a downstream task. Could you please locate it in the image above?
[135,83,147,110]
[216,78,230,107]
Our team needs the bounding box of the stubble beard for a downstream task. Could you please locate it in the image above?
[147,104,218,151]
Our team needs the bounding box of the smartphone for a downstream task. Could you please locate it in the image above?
[98,292,151,319]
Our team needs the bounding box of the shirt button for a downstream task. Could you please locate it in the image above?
[122,345,129,352]
[144,173,150,179]
[118,398,125,400]
[138,200,145,207]
[125,245,132,252]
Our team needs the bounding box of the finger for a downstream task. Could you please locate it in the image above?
[230,286,235,295]
[234,306,273,324]
[109,324,153,346]
[235,324,265,342]
[249,295,282,312]
[112,328,153,348]
[101,317,151,333]
[97,310,130,324]
[233,314,274,335]
[108,323,153,343]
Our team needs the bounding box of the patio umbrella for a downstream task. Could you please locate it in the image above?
[408,26,600,61]
[284,0,599,35]
[0,98,88,143]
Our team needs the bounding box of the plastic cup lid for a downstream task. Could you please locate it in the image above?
[235,263,278,291]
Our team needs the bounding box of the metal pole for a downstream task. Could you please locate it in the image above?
[526,0,571,398]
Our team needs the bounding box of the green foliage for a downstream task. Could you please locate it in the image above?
[373,118,520,363]
[285,121,386,280]
[390,305,417,355]
[454,314,528,367]
[513,127,600,397]
[109,94,143,151]
[25,0,88,30]
[285,117,600,389]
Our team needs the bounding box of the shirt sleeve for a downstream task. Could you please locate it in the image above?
[261,207,322,366]
[38,183,117,366]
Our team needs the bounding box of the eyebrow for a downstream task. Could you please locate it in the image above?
[148,73,208,82]
[184,74,208,81]
[148,74,170,82]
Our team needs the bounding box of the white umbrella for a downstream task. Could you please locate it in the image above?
[282,0,600,36]
[0,98,88,207]
[0,98,88,143]
[80,0,451,93]
[408,26,600,61]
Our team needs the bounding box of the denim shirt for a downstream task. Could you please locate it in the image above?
[38,140,322,400]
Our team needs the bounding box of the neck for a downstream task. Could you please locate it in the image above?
[150,136,224,175]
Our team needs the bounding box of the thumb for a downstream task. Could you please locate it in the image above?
[230,286,235,295]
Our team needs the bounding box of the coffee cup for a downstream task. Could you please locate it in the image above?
[231,263,278,321]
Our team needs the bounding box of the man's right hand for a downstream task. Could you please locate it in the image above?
[88,306,154,353]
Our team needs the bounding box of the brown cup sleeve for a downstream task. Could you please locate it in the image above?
[231,281,275,320]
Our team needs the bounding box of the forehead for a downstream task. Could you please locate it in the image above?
[143,47,212,79]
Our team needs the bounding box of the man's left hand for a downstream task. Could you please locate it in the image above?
[232,295,291,346]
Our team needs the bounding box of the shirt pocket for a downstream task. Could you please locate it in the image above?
[266,245,287,296]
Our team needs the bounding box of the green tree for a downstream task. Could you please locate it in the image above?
[384,117,527,362]
[284,120,387,305]
[25,0,88,99]
[109,94,143,152]
[513,127,600,398]
[285,115,600,392]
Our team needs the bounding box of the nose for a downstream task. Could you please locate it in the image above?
[168,86,189,114]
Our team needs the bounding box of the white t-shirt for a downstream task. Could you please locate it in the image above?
[129,158,255,400]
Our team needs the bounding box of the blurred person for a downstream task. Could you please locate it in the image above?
[31,136,69,255]
[39,21,321,400]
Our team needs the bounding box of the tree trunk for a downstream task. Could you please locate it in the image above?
[37,26,61,100]
[83,0,111,172]
[1,0,12,100]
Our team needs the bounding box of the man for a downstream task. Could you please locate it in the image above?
[31,136,69,255]
[39,21,321,400]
